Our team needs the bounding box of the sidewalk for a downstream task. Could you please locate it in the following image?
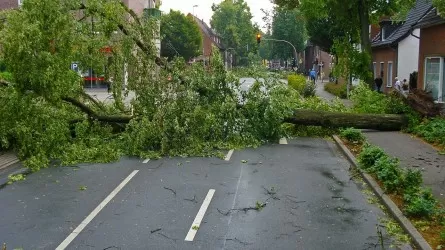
[315,82,445,205]
[314,80,353,108]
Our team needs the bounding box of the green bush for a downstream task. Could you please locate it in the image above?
[288,74,306,93]
[404,188,438,217]
[340,128,365,144]
[324,82,347,99]
[0,71,13,82]
[413,118,445,148]
[302,81,316,97]
[373,156,403,193]
[357,144,386,170]
[441,230,445,242]
[402,169,423,194]
[350,83,389,114]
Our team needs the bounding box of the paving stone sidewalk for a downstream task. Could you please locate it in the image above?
[315,80,445,205]
[314,80,353,108]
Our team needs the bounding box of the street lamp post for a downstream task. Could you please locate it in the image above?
[224,48,236,70]
[193,5,198,16]
[262,38,298,69]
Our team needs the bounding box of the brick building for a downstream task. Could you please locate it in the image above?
[415,7,445,102]
[304,42,333,80]
[371,0,432,92]
[188,14,224,64]
[0,0,20,10]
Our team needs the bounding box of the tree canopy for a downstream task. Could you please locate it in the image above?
[269,7,306,60]
[0,0,311,171]
[210,0,259,63]
[160,10,202,61]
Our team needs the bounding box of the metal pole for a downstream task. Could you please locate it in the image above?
[262,38,297,64]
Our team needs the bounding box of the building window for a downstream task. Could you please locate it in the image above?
[380,62,385,84]
[424,57,444,102]
[387,62,393,87]
[373,62,377,79]
[381,27,386,41]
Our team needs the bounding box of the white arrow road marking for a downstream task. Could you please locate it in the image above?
[55,170,139,250]
[224,149,234,161]
[142,158,150,163]
[279,138,288,144]
[185,189,216,241]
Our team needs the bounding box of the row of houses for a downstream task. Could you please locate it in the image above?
[371,0,445,103]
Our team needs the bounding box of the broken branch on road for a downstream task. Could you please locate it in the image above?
[163,186,176,196]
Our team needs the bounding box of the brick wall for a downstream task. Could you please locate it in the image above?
[122,0,147,16]
[0,0,18,10]
[372,47,397,92]
[418,24,445,89]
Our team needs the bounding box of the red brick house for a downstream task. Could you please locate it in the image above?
[415,8,445,103]
[371,0,432,92]
[188,14,225,63]
[304,42,333,80]
[0,0,20,10]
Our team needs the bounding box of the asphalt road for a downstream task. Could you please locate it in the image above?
[0,138,409,250]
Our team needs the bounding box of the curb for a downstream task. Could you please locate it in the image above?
[332,135,432,250]
[0,168,31,189]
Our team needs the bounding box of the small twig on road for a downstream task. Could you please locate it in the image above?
[217,208,231,216]
[226,237,252,246]
[285,195,306,204]
[150,228,161,234]
[163,186,176,196]
[184,195,198,203]
[158,232,177,242]
[103,246,120,250]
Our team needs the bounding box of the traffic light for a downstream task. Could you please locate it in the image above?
[256,34,261,44]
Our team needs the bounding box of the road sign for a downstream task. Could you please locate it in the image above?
[71,63,79,72]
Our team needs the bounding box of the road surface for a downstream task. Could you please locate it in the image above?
[0,138,408,250]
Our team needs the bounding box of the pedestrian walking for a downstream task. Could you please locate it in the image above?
[375,76,383,93]
[394,77,402,91]
[310,68,316,84]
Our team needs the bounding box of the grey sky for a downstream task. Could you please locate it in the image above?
[160,0,274,31]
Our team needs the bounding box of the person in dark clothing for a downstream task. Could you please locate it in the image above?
[375,77,383,93]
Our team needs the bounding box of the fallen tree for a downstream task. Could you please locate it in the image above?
[0,0,414,172]
[284,110,407,131]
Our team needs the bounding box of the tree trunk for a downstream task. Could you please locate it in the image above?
[357,0,374,88]
[283,110,408,131]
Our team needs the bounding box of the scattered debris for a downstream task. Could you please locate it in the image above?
[163,186,176,196]
[226,237,252,246]
[192,225,199,230]
[241,160,248,163]
[79,185,87,191]
[285,195,306,204]
[150,228,161,234]
[103,246,120,250]
[157,232,177,242]
[184,195,198,203]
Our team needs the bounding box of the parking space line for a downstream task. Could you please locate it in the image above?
[185,189,216,241]
[279,138,288,144]
[142,159,150,163]
[224,149,234,161]
[55,170,139,250]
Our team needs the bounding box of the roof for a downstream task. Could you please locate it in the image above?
[415,7,445,28]
[191,15,224,50]
[372,0,433,48]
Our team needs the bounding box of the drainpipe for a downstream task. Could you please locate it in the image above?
[410,27,420,40]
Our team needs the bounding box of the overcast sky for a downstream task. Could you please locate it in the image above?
[160,0,274,31]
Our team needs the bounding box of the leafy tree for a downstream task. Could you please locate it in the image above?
[210,0,258,64]
[269,7,306,60]
[274,0,418,86]
[0,0,303,170]
[160,10,202,61]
